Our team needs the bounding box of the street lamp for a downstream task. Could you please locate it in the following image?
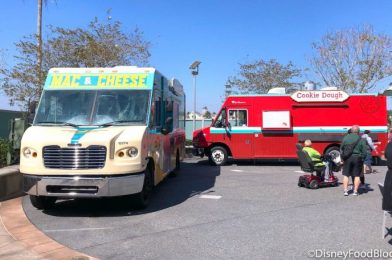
[225,84,232,98]
[189,61,201,133]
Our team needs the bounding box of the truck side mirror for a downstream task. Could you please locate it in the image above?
[161,128,169,135]
[222,110,226,120]
[164,117,173,133]
[165,117,173,126]
[221,109,227,127]
[28,101,37,124]
[28,101,37,114]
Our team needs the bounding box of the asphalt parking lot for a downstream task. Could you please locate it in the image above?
[23,158,392,259]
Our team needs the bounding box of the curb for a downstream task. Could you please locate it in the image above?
[0,197,97,260]
[0,165,23,202]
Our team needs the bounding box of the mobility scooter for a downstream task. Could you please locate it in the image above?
[296,144,341,189]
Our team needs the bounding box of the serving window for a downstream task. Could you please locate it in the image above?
[262,111,291,129]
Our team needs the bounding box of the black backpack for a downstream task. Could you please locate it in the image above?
[341,136,361,160]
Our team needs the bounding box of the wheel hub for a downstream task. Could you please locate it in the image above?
[212,150,224,163]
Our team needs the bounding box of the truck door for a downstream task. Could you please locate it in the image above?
[253,110,294,158]
[164,100,176,170]
[211,108,253,159]
[226,108,253,158]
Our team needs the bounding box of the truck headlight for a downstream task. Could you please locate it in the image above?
[127,147,138,157]
[23,147,37,158]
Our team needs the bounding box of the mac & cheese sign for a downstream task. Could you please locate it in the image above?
[291,90,349,102]
[44,73,154,89]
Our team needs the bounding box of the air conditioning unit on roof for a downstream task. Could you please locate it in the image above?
[267,87,286,94]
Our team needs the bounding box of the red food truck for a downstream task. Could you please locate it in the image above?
[192,90,388,166]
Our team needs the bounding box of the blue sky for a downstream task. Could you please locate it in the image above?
[1,0,392,112]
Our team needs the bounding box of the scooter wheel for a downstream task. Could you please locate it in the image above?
[309,180,319,189]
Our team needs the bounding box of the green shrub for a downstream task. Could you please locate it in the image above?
[185,139,193,146]
[0,138,11,168]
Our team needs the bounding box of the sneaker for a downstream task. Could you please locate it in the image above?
[353,191,359,196]
[344,190,349,196]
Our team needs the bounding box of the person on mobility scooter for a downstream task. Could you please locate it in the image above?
[297,140,341,189]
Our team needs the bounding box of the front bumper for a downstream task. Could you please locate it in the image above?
[23,173,145,198]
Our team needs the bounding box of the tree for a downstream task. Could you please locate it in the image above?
[0,35,42,110]
[201,106,211,119]
[0,17,151,110]
[204,111,212,119]
[310,25,392,93]
[226,58,302,94]
[45,19,150,67]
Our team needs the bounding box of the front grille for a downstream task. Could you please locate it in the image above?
[43,145,106,169]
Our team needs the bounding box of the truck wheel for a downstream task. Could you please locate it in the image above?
[325,146,341,172]
[133,165,154,209]
[30,195,56,210]
[325,146,340,158]
[209,146,228,166]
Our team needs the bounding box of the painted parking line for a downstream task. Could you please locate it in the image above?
[199,194,222,199]
[43,227,113,232]
[295,170,305,173]
[231,169,244,172]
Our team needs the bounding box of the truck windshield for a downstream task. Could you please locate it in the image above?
[34,89,150,126]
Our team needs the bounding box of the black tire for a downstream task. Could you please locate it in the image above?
[309,180,319,189]
[325,146,341,172]
[208,146,228,166]
[133,164,154,209]
[30,195,56,210]
[325,146,340,159]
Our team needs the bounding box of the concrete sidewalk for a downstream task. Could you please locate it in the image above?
[0,197,96,260]
[0,166,95,259]
[0,166,40,258]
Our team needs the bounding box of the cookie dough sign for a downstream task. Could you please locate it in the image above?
[291,90,349,102]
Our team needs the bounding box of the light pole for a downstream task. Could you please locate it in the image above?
[189,61,201,133]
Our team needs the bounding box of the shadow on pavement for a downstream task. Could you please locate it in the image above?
[226,158,300,166]
[38,159,220,217]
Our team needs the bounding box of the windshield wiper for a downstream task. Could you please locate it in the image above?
[98,120,138,127]
[35,121,79,128]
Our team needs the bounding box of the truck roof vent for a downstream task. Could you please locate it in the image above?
[267,87,286,94]
[320,86,338,90]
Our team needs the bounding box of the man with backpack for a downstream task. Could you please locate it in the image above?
[340,125,367,196]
